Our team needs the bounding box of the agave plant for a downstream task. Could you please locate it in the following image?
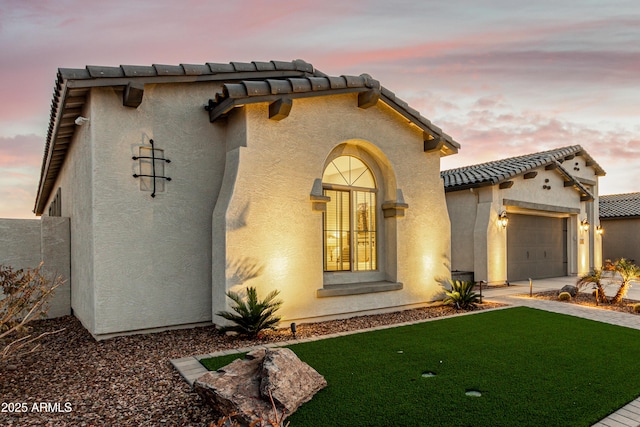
[442,280,480,310]
[216,286,283,338]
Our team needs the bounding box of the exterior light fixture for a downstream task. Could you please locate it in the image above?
[499,211,509,229]
[596,225,604,235]
[290,322,297,339]
[580,218,590,232]
[74,116,90,126]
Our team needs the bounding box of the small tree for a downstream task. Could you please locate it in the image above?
[577,268,609,304]
[216,286,283,338]
[610,258,640,305]
[1,263,65,363]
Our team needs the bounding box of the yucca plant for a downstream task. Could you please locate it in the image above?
[216,287,283,338]
[442,280,480,310]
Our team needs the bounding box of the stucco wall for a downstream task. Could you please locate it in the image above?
[0,217,70,318]
[44,82,227,337]
[213,94,452,324]
[83,83,226,337]
[445,190,477,272]
[601,218,640,264]
[43,93,95,331]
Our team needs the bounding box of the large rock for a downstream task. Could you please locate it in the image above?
[260,347,328,413]
[560,285,578,297]
[194,348,327,425]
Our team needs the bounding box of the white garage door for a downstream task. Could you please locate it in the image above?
[507,214,567,281]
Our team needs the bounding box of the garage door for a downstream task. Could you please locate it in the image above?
[507,214,567,281]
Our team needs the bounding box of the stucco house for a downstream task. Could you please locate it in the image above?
[441,146,605,285]
[599,192,640,264]
[29,59,460,339]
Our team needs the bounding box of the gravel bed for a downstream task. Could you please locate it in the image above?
[530,290,640,315]
[1,302,503,426]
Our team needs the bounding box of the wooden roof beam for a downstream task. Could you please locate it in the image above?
[269,98,292,121]
[123,82,144,108]
[423,134,444,153]
[357,88,380,109]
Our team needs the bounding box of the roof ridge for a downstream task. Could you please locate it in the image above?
[600,192,640,199]
[441,145,580,175]
[58,59,315,80]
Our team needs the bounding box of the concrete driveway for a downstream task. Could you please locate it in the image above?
[482,275,640,301]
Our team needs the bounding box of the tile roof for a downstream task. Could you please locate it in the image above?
[600,193,640,218]
[207,73,459,155]
[35,59,458,215]
[35,59,315,215]
[441,145,605,195]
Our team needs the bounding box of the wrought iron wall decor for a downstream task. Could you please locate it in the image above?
[132,139,171,197]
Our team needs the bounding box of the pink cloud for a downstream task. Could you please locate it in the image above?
[0,134,43,167]
[437,96,640,196]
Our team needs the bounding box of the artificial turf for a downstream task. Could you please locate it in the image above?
[199,307,640,426]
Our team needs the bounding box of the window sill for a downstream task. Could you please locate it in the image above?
[316,281,403,298]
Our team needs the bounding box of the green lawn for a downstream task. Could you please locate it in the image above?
[200,307,640,426]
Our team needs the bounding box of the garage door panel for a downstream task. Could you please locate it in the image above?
[507,214,567,281]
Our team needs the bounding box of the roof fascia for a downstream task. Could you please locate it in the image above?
[379,92,459,156]
[34,82,70,215]
[207,87,372,121]
[64,69,310,90]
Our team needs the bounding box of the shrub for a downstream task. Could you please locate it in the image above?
[216,286,283,338]
[633,304,640,314]
[442,280,480,310]
[1,263,65,362]
[558,292,572,301]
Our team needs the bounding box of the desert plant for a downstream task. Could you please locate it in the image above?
[1,263,65,362]
[557,292,572,301]
[610,258,640,304]
[216,287,283,338]
[577,268,609,304]
[442,280,480,310]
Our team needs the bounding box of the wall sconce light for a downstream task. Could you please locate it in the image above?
[580,218,590,232]
[74,116,90,126]
[499,211,509,229]
[596,225,604,235]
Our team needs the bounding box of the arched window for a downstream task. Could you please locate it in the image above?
[322,156,377,271]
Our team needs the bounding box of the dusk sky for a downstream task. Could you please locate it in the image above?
[1,0,638,218]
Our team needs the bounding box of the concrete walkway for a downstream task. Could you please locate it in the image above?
[172,276,640,427]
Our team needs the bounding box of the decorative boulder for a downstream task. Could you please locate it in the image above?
[560,285,578,297]
[194,348,327,425]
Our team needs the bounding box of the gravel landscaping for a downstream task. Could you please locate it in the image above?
[1,302,503,426]
[530,290,640,315]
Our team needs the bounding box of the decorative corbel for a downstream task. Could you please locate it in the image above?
[423,133,444,153]
[310,179,330,211]
[382,202,409,218]
[269,98,292,121]
[499,181,514,189]
[123,82,144,108]
[357,88,380,109]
